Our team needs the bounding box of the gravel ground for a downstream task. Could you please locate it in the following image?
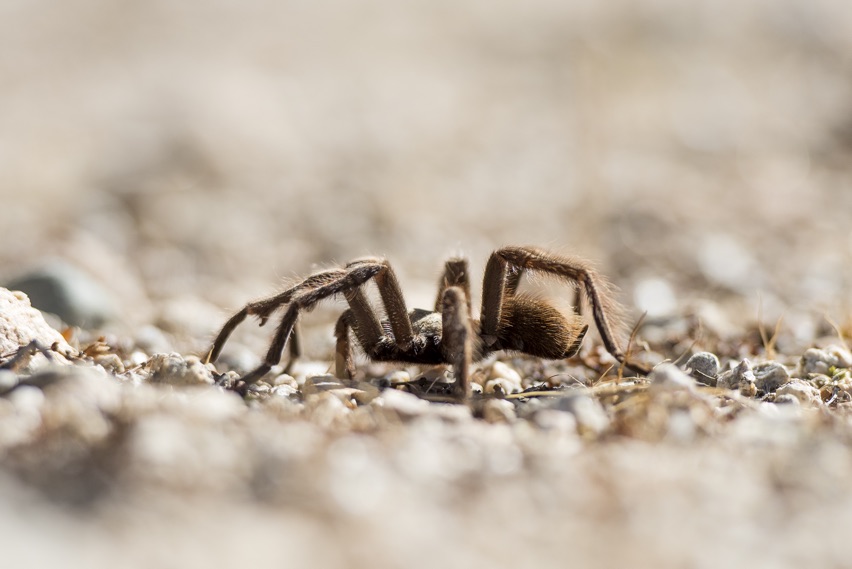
[3,1,852,567]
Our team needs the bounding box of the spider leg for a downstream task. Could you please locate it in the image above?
[506,264,582,315]
[0,340,54,373]
[482,246,649,374]
[504,264,523,297]
[434,257,472,319]
[334,311,356,379]
[480,253,511,348]
[240,262,387,384]
[346,258,415,349]
[205,269,347,364]
[282,323,301,374]
[441,286,472,401]
[342,287,383,349]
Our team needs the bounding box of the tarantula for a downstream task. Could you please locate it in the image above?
[205,246,649,399]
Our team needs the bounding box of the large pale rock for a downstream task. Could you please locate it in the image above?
[0,287,74,365]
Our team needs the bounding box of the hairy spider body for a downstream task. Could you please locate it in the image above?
[349,302,582,366]
[206,246,648,400]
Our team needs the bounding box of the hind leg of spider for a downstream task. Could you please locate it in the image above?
[484,246,650,374]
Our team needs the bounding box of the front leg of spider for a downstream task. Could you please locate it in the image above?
[441,286,473,401]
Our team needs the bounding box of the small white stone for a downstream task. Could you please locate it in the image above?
[485,377,520,395]
[485,362,522,395]
[245,382,272,399]
[488,362,521,387]
[384,370,411,384]
[271,373,297,387]
[148,353,214,386]
[776,380,821,407]
[129,350,149,367]
[270,383,298,399]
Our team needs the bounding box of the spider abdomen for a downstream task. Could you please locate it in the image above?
[498,296,587,359]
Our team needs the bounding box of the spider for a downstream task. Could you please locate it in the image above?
[204,246,650,400]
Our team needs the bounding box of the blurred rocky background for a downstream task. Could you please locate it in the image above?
[4,0,852,348]
[3,1,852,567]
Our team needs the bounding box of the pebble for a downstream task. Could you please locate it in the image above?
[148,353,215,386]
[717,359,756,395]
[384,370,411,384]
[684,352,720,386]
[245,382,272,400]
[94,353,125,374]
[752,362,790,393]
[801,346,852,375]
[271,373,297,387]
[271,383,298,399]
[486,361,523,394]
[739,377,757,398]
[128,350,150,367]
[484,378,521,395]
[4,261,117,329]
[776,380,821,407]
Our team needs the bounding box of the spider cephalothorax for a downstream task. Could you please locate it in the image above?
[205,246,649,400]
